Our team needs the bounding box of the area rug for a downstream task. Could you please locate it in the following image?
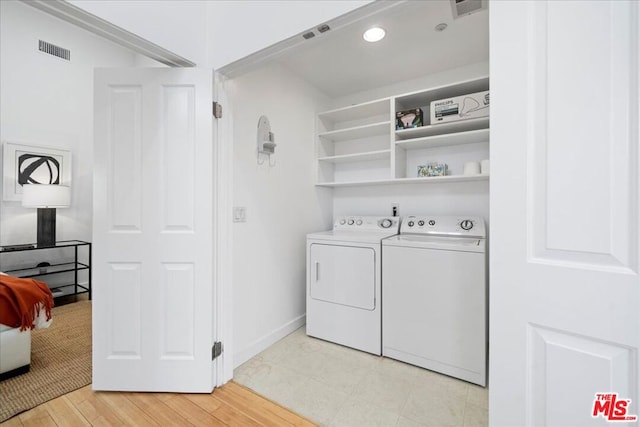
[0,300,92,422]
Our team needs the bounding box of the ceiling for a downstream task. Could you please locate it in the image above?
[274,0,489,98]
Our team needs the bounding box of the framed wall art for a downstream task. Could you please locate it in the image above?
[2,142,72,202]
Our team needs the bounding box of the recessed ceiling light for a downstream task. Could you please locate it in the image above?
[363,27,386,43]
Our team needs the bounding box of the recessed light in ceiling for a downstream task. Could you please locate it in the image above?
[435,23,448,32]
[363,27,386,43]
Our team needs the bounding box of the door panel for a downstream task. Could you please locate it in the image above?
[490,1,639,426]
[93,68,214,392]
[309,243,375,310]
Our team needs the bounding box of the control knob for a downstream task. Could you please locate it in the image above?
[407,220,415,227]
[356,219,363,226]
[339,219,346,225]
[380,219,392,228]
[460,219,474,231]
[348,219,355,225]
[428,220,436,226]
[418,220,425,226]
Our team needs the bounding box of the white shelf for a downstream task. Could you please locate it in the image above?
[395,117,489,140]
[319,121,390,142]
[395,76,489,109]
[318,98,390,123]
[316,174,489,187]
[396,128,490,150]
[318,150,391,164]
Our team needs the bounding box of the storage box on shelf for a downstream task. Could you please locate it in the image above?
[0,240,92,300]
[315,76,490,187]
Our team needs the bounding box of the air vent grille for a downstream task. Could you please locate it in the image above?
[38,40,70,61]
[451,0,486,19]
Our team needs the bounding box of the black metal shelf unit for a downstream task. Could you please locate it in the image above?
[0,240,92,300]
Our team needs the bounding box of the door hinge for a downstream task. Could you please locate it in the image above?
[212,101,223,119]
[212,341,223,360]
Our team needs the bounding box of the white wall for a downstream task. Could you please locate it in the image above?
[227,62,333,367]
[0,1,138,249]
[331,62,491,224]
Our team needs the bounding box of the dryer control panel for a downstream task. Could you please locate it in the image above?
[334,216,400,232]
[400,215,485,238]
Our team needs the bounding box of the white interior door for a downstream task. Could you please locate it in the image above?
[93,68,215,392]
[491,1,639,426]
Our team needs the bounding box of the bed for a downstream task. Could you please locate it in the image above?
[0,272,52,380]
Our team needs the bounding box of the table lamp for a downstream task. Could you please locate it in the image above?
[22,184,71,247]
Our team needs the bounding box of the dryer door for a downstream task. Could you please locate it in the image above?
[309,243,376,310]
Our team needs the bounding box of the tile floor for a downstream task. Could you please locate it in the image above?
[234,327,488,427]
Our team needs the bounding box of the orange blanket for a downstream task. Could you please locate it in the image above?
[0,275,53,331]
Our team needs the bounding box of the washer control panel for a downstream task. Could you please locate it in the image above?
[400,215,485,238]
[334,216,400,232]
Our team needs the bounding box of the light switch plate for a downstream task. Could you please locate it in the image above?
[233,207,246,223]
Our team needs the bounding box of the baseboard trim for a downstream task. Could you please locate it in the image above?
[233,314,306,368]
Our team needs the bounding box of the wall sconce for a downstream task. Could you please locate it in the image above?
[22,184,70,247]
[257,115,277,166]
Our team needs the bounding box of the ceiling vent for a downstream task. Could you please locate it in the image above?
[450,0,487,19]
[38,40,70,61]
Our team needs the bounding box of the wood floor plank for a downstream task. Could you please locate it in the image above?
[162,395,226,427]
[63,386,92,406]
[0,416,24,427]
[183,393,224,413]
[210,402,263,427]
[126,393,197,426]
[214,386,296,426]
[73,390,125,426]
[42,396,90,427]
[17,405,57,427]
[6,381,317,427]
[224,382,316,427]
[94,392,158,427]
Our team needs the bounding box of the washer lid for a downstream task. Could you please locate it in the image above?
[383,234,486,252]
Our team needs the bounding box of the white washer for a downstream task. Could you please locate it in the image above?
[307,216,400,355]
[382,215,487,386]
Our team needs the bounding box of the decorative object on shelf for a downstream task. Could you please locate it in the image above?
[2,142,72,202]
[22,184,71,247]
[463,161,481,176]
[257,115,277,167]
[396,108,423,130]
[37,262,50,274]
[481,159,490,175]
[418,163,448,177]
[430,91,490,124]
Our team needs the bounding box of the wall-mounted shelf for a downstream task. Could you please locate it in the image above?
[318,150,391,164]
[396,128,490,150]
[395,117,489,140]
[316,174,490,188]
[318,98,390,124]
[318,121,390,142]
[314,75,490,186]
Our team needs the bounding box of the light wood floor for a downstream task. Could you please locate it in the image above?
[1,381,317,427]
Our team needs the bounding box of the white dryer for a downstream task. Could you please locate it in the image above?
[307,216,400,355]
[382,215,487,386]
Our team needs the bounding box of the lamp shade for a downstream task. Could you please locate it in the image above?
[22,184,71,208]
